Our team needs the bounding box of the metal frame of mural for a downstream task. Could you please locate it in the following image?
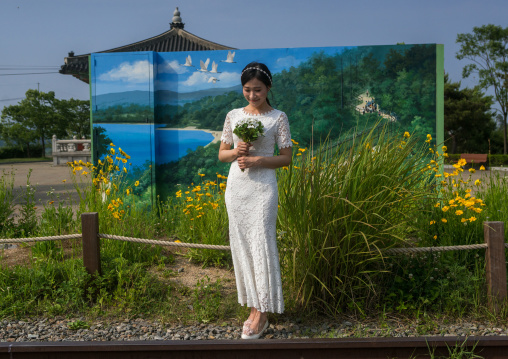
[90,44,444,207]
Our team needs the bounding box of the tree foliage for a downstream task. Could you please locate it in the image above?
[456,24,508,152]
[444,74,495,153]
[0,90,90,157]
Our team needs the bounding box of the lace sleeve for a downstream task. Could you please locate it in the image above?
[220,114,233,145]
[276,112,292,149]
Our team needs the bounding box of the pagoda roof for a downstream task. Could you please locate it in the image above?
[60,7,235,83]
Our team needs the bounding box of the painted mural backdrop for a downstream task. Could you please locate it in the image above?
[91,44,441,205]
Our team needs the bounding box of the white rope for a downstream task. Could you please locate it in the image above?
[0,234,82,244]
[98,233,231,251]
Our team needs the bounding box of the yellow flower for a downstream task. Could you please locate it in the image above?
[122,158,128,164]
[62,179,67,183]
[455,210,464,216]
[293,166,300,169]
[458,158,467,167]
[123,167,127,173]
[175,240,182,243]
[403,131,410,138]
[442,145,447,152]
[461,218,468,223]
[433,235,437,240]
[430,220,436,225]
[126,189,131,195]
[282,166,289,170]
[110,143,115,147]
[49,201,54,205]
[442,206,449,212]
[434,203,441,207]
[291,139,299,145]
[298,148,306,152]
[186,197,193,202]
[105,189,111,196]
[199,173,205,177]
[110,148,115,155]
[220,183,226,190]
[469,168,476,173]
[441,218,447,223]
[435,174,442,177]
[480,165,486,171]
[469,216,477,222]
[135,181,140,186]
[475,179,481,186]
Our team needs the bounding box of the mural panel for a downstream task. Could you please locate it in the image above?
[91,44,443,203]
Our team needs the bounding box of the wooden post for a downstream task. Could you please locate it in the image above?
[484,221,507,313]
[81,212,101,276]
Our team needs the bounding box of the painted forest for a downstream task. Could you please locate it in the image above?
[154,44,437,199]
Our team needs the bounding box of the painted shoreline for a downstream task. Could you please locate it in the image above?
[157,126,222,145]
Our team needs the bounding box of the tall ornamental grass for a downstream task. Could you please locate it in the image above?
[277,126,433,315]
[158,174,230,267]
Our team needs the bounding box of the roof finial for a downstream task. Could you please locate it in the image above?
[170,6,184,29]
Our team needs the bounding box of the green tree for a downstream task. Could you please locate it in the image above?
[57,98,90,138]
[0,120,39,157]
[444,74,495,153]
[1,89,65,157]
[456,24,508,152]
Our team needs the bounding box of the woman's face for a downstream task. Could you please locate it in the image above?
[243,78,270,110]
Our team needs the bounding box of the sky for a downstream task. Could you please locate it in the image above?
[1,0,507,113]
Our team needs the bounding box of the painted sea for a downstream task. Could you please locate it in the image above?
[94,123,214,167]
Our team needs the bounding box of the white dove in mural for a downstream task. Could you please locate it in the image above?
[210,61,221,73]
[208,77,220,84]
[180,55,194,67]
[199,58,210,72]
[220,51,236,63]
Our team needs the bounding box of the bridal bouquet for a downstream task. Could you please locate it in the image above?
[233,118,264,171]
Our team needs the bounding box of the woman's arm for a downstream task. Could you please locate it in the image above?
[237,147,292,170]
[218,141,251,163]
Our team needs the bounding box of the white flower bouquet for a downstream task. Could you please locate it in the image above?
[233,118,264,171]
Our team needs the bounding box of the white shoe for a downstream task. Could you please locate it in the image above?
[241,320,269,339]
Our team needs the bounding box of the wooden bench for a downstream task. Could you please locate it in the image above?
[460,153,488,166]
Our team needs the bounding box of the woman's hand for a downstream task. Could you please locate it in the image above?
[236,141,251,157]
[237,155,259,170]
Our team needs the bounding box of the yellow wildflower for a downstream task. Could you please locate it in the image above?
[123,167,127,173]
[442,145,447,152]
[62,179,66,183]
[135,181,140,186]
[469,216,477,222]
[475,179,481,186]
[461,218,468,223]
[480,165,485,171]
[455,210,464,216]
[469,168,476,173]
[110,148,115,155]
[442,206,449,212]
[430,220,436,225]
[434,203,441,207]
[298,148,306,152]
[433,235,437,240]
[199,173,205,177]
[441,218,447,223]
[403,131,410,138]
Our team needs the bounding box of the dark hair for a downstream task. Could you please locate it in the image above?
[241,62,273,106]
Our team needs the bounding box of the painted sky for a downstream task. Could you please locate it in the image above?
[95,47,349,95]
[1,0,507,112]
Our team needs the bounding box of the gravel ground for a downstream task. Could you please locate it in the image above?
[1,317,507,342]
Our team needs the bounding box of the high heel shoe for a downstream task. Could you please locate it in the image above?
[241,320,269,340]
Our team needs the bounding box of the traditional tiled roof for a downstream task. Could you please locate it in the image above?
[60,7,235,83]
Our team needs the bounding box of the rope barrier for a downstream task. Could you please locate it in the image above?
[0,233,505,253]
[98,234,231,251]
[384,243,488,255]
[0,234,82,244]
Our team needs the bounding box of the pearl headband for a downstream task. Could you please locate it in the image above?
[241,67,272,85]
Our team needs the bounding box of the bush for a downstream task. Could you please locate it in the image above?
[0,144,44,159]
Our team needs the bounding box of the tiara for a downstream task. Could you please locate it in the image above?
[241,67,272,84]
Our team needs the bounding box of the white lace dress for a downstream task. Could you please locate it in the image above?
[220,108,292,314]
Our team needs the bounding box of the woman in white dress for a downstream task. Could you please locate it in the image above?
[218,62,292,339]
